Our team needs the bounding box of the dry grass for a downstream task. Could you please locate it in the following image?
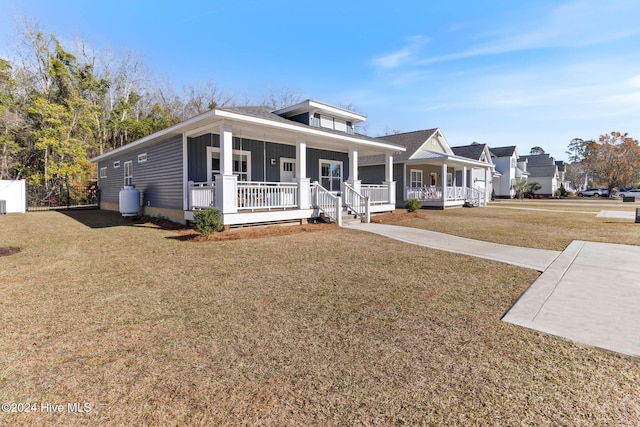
[0,209,638,425]
[378,199,640,251]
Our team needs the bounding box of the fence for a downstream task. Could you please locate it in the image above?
[27,182,99,211]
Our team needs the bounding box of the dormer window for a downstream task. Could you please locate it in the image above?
[276,100,362,135]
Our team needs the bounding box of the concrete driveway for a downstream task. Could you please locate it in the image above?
[350,223,640,358]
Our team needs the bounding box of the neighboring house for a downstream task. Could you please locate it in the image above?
[91,99,405,226]
[450,142,499,197]
[519,154,559,196]
[490,146,529,198]
[555,160,572,190]
[359,129,494,208]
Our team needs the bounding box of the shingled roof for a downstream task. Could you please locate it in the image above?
[360,129,440,165]
[490,146,517,157]
[451,143,487,161]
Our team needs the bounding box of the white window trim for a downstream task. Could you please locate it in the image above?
[319,159,343,192]
[138,153,148,163]
[206,146,251,182]
[124,161,133,186]
[100,167,107,178]
[113,160,120,168]
[409,169,423,188]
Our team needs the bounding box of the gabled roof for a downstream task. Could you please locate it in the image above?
[490,146,517,158]
[359,129,440,165]
[451,143,488,161]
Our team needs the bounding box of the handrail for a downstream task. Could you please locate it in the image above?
[343,183,370,223]
[313,181,342,226]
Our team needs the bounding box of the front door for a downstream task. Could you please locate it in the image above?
[280,158,295,182]
[320,160,342,192]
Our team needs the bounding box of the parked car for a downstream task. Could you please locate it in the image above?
[577,188,609,197]
[617,189,640,198]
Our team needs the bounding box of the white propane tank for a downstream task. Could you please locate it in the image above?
[119,185,140,217]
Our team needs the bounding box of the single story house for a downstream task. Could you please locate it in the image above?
[359,129,494,208]
[91,100,405,226]
[450,142,499,197]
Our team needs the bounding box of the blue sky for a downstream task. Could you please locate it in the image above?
[2,0,640,161]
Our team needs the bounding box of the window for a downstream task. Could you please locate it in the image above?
[319,160,342,192]
[100,167,107,178]
[207,147,251,182]
[510,157,516,168]
[320,115,333,129]
[282,161,294,172]
[138,153,147,163]
[410,170,423,187]
[430,173,437,186]
[113,161,120,168]
[124,161,133,186]
[447,173,453,187]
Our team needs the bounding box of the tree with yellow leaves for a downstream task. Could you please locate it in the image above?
[586,132,640,195]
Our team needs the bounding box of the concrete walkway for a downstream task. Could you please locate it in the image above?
[348,222,640,358]
[350,223,561,271]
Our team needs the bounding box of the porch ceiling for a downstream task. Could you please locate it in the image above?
[405,153,493,169]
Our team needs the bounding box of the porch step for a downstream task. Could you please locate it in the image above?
[341,211,362,227]
[318,211,362,226]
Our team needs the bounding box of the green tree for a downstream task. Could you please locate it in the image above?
[0,59,22,179]
[529,146,546,155]
[25,34,97,193]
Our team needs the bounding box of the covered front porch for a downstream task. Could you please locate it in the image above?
[182,119,401,226]
[403,152,493,208]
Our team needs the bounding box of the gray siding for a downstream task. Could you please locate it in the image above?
[98,134,183,210]
[187,133,350,183]
[359,165,385,184]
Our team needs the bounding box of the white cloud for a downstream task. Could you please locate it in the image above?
[371,35,429,69]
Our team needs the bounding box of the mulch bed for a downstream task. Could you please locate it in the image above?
[0,247,21,257]
[132,211,426,242]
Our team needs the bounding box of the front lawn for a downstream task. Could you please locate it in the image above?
[0,210,638,425]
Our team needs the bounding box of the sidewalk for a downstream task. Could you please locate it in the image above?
[349,222,640,358]
[350,223,561,271]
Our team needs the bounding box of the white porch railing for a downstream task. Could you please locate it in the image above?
[466,187,487,206]
[343,183,370,223]
[189,181,217,209]
[360,184,389,205]
[237,181,298,211]
[405,186,487,206]
[406,186,442,200]
[313,181,342,226]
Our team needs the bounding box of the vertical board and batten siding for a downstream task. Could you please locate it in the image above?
[188,133,350,183]
[97,134,183,209]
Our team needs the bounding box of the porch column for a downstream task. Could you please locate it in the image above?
[442,161,448,201]
[296,138,310,208]
[384,153,396,205]
[217,125,237,214]
[485,167,491,204]
[346,148,361,193]
[462,166,468,188]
